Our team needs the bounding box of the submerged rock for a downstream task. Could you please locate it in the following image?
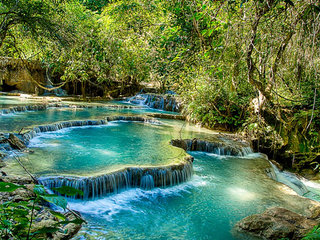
[235,207,318,239]
[7,133,26,150]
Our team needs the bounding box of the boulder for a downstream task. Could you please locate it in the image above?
[0,183,35,203]
[31,208,82,240]
[170,139,188,151]
[235,207,318,239]
[53,211,82,240]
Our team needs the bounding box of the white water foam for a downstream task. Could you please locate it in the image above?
[110,120,162,126]
[28,123,119,148]
[201,152,230,159]
[302,179,320,189]
[68,175,207,220]
[0,111,28,117]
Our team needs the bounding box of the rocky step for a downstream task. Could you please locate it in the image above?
[0,103,141,115]
[147,113,186,120]
[171,138,252,156]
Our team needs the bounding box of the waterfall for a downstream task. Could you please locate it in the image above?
[140,174,155,190]
[0,104,47,115]
[4,115,194,200]
[105,116,161,125]
[22,116,161,143]
[127,94,181,112]
[22,120,108,142]
[0,103,141,115]
[171,139,253,156]
[39,161,193,200]
[269,162,309,196]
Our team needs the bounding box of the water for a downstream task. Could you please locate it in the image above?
[70,152,314,240]
[1,95,319,240]
[126,93,180,112]
[0,95,43,108]
[10,122,187,176]
[0,103,177,132]
[269,162,320,202]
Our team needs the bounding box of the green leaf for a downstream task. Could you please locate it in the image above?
[50,210,67,221]
[33,185,47,195]
[0,182,24,192]
[53,186,84,196]
[41,195,68,210]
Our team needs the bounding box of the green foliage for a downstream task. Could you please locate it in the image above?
[0,182,24,192]
[80,0,110,13]
[302,225,320,240]
[0,182,84,239]
[0,0,319,163]
[0,200,30,239]
[0,0,72,51]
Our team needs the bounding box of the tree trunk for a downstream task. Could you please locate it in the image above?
[81,81,86,99]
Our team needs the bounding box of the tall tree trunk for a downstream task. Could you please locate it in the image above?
[81,81,86,99]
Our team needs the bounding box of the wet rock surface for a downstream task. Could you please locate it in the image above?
[40,157,194,200]
[7,133,26,150]
[0,133,6,143]
[147,113,186,120]
[235,207,318,240]
[171,138,252,156]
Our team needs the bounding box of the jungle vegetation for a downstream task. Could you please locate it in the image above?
[0,0,319,173]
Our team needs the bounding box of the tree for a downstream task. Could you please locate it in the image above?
[0,0,69,49]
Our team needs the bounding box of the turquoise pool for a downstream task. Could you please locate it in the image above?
[1,96,315,240]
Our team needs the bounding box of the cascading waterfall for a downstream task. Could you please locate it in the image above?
[22,120,108,142]
[39,161,193,199]
[171,139,253,156]
[5,115,259,203]
[0,103,141,115]
[105,116,161,125]
[127,94,180,112]
[0,104,47,114]
[16,115,195,200]
[268,162,310,196]
[22,116,161,142]
[35,133,254,200]
[140,174,155,190]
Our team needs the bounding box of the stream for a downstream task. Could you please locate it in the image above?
[1,95,320,240]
